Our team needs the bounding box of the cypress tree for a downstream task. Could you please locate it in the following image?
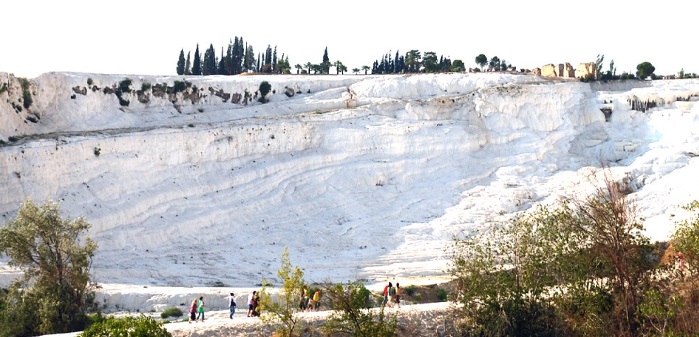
[232,37,241,75]
[192,44,202,75]
[322,47,329,74]
[185,52,192,75]
[244,43,255,73]
[218,46,226,75]
[393,50,400,74]
[264,45,273,73]
[272,46,278,74]
[176,49,185,75]
[203,44,217,75]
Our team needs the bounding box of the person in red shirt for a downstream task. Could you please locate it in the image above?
[382,282,392,307]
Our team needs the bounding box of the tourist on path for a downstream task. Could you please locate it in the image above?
[196,296,205,321]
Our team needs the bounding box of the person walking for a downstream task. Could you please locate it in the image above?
[394,283,402,308]
[247,291,256,317]
[188,298,198,323]
[196,296,205,321]
[313,289,322,311]
[228,292,237,319]
[382,282,392,307]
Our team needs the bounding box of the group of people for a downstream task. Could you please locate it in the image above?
[187,290,261,323]
[186,281,404,323]
[382,282,401,308]
[299,287,322,311]
[188,296,206,323]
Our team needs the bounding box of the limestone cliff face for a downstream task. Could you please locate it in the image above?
[0,72,365,140]
[0,72,616,286]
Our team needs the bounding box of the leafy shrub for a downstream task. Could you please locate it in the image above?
[19,78,32,109]
[436,288,447,302]
[118,78,132,93]
[160,307,183,319]
[79,315,171,337]
[404,285,417,297]
[87,78,94,86]
[0,83,7,95]
[323,281,396,337]
[141,82,151,91]
[93,147,101,157]
[173,80,187,94]
[258,81,272,103]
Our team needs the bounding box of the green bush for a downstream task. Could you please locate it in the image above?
[258,81,272,103]
[87,78,94,86]
[118,78,132,93]
[79,315,171,337]
[323,281,396,337]
[160,307,183,319]
[0,83,7,95]
[173,80,187,94]
[19,78,32,109]
[436,288,447,302]
[141,82,152,91]
[404,285,416,297]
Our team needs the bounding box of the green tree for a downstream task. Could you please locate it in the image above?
[258,248,305,337]
[176,49,185,75]
[475,54,488,70]
[636,62,656,79]
[334,61,347,74]
[451,59,465,72]
[203,44,217,75]
[322,47,330,74]
[305,62,313,75]
[423,52,439,73]
[323,281,396,337]
[361,65,370,75]
[192,44,202,75]
[352,68,360,75]
[184,51,192,75]
[488,56,500,71]
[0,199,97,336]
[244,44,255,73]
[404,50,422,73]
[595,54,605,79]
[276,55,291,74]
[295,64,303,74]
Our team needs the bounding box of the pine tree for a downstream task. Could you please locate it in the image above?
[272,46,278,73]
[176,49,185,75]
[244,44,255,73]
[192,44,202,75]
[218,46,226,75]
[264,45,273,73]
[322,47,330,74]
[393,50,400,74]
[232,37,242,75]
[203,44,217,75]
[185,52,192,75]
[236,37,245,74]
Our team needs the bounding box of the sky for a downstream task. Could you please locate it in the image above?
[3,0,698,78]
